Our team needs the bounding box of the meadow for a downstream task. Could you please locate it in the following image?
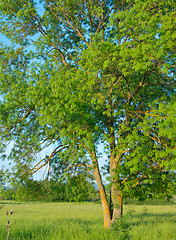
[0,201,175,240]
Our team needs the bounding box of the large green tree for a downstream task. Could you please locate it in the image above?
[0,0,175,227]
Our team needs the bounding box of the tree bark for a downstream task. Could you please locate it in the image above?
[110,157,123,222]
[109,125,123,221]
[90,150,112,228]
[111,183,123,221]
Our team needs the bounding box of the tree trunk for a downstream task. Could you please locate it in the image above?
[110,155,123,222]
[109,125,123,221]
[90,150,112,228]
[111,183,123,221]
[88,136,123,227]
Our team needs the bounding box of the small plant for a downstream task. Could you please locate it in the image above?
[6,210,14,240]
[143,205,148,214]
[112,215,131,240]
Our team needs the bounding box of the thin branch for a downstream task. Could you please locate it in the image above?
[24,145,70,175]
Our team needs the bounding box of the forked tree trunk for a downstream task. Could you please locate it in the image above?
[90,147,123,227]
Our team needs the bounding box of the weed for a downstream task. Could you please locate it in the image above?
[6,210,14,240]
[112,214,132,240]
[143,205,148,214]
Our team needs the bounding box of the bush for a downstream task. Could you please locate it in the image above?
[111,215,131,240]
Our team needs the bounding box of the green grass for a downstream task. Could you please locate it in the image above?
[0,201,175,240]
[125,205,176,240]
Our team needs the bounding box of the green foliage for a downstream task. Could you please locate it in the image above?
[0,0,175,221]
[1,175,98,202]
[111,214,131,240]
[64,174,97,202]
[0,168,5,188]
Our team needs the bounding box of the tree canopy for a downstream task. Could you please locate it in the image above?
[0,0,175,227]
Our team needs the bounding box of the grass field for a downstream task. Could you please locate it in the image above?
[0,201,175,240]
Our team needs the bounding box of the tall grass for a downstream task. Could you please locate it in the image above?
[0,201,175,240]
[0,202,116,240]
[125,205,176,240]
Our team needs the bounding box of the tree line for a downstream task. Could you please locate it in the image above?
[0,168,99,202]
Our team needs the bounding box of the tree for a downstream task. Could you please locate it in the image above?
[0,169,5,198]
[0,0,175,228]
[49,154,98,202]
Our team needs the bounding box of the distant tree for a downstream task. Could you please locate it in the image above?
[63,174,95,202]
[0,169,4,187]
[0,169,5,199]
[49,154,97,202]
[0,0,175,228]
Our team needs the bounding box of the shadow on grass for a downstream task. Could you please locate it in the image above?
[0,201,46,205]
[129,212,176,226]
[131,212,176,218]
[0,201,22,205]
